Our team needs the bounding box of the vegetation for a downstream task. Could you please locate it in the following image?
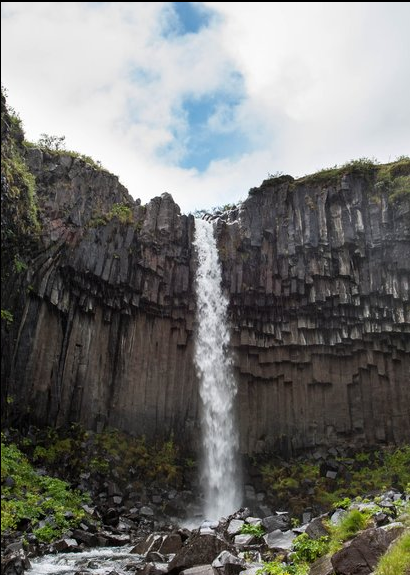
[1,309,14,324]
[1,441,88,542]
[327,508,371,552]
[240,522,266,538]
[35,132,105,170]
[89,202,134,227]
[257,445,410,515]
[375,531,410,575]
[292,533,329,563]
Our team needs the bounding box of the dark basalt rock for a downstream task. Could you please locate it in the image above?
[1,118,409,456]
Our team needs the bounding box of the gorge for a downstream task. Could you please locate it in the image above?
[1,93,410,460]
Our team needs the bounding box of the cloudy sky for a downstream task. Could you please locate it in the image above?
[2,2,409,212]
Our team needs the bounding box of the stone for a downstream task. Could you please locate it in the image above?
[158,533,183,554]
[212,551,246,575]
[245,517,261,526]
[71,529,97,546]
[227,519,245,535]
[263,530,296,550]
[131,534,162,555]
[309,555,334,575]
[180,567,216,575]
[331,527,403,575]
[261,515,289,533]
[168,534,230,574]
[140,506,155,517]
[233,534,255,548]
[53,538,79,552]
[305,516,329,540]
[1,551,31,575]
[2,106,410,459]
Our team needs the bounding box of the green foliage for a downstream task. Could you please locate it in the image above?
[332,497,352,510]
[292,533,329,563]
[328,509,371,552]
[13,255,28,273]
[257,561,309,575]
[1,442,87,541]
[298,157,378,186]
[375,531,410,575]
[240,522,266,537]
[1,309,14,323]
[89,202,134,227]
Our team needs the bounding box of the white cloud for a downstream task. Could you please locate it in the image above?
[2,2,410,212]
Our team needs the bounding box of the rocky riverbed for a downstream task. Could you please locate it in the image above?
[2,488,409,575]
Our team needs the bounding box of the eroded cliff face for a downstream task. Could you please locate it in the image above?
[2,142,409,455]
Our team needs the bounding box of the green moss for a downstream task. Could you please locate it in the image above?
[292,533,329,563]
[375,531,410,575]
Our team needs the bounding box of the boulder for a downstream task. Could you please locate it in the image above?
[305,516,329,540]
[261,515,289,533]
[168,534,230,574]
[159,533,183,554]
[331,527,403,575]
[53,538,79,552]
[263,530,296,551]
[1,552,31,575]
[180,567,216,575]
[227,520,244,536]
[309,555,334,575]
[212,550,246,575]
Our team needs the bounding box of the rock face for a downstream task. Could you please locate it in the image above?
[1,140,409,455]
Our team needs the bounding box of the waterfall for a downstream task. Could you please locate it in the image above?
[193,218,241,520]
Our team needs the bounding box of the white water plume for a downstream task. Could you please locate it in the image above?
[193,218,241,520]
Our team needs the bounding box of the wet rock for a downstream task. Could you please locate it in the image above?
[131,534,162,555]
[71,529,97,546]
[1,552,31,575]
[53,538,79,552]
[140,507,155,517]
[168,533,230,574]
[158,534,183,554]
[331,527,403,575]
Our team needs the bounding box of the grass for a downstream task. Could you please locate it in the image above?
[327,509,371,552]
[375,531,410,575]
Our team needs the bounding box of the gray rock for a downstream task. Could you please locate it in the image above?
[168,534,230,573]
[180,567,216,575]
[309,555,334,575]
[212,551,246,575]
[305,516,329,540]
[140,506,155,517]
[263,529,296,550]
[261,515,289,532]
[233,534,255,548]
[227,519,244,535]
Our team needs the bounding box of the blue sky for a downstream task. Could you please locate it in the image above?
[2,2,410,211]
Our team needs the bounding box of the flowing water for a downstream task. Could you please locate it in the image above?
[26,547,140,574]
[193,218,241,520]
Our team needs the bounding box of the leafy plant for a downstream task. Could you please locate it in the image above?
[240,522,266,538]
[1,309,14,323]
[1,442,88,541]
[292,533,329,563]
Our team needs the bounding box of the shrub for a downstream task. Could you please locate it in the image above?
[292,533,329,563]
[240,522,265,538]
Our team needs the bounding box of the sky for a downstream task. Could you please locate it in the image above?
[2,2,410,212]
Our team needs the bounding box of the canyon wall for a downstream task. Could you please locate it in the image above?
[2,114,409,455]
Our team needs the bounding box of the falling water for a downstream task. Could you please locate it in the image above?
[193,218,241,520]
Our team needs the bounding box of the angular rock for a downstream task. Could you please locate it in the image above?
[168,534,230,574]
[159,534,183,554]
[227,520,244,536]
[331,527,403,575]
[309,555,334,575]
[305,516,329,540]
[263,529,296,550]
[262,515,289,533]
[180,567,216,575]
[233,534,255,548]
[212,551,246,575]
[53,538,79,552]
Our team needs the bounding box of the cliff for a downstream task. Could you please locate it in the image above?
[1,98,409,456]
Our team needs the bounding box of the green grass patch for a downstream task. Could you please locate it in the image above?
[375,531,410,575]
[327,509,371,552]
[89,202,134,227]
